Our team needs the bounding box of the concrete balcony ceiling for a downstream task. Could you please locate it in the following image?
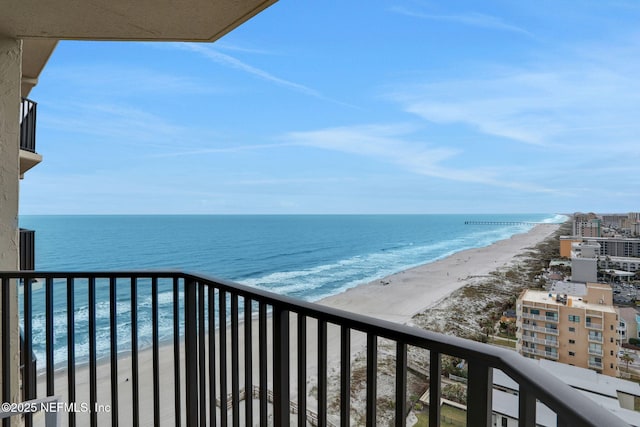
[6,0,277,97]
[0,0,277,41]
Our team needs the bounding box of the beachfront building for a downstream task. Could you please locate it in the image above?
[573,217,602,238]
[618,307,640,343]
[571,241,599,283]
[516,282,619,377]
[0,4,631,427]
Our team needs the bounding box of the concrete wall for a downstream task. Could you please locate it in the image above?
[0,36,22,410]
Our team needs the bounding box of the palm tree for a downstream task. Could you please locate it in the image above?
[620,351,635,373]
[479,318,495,341]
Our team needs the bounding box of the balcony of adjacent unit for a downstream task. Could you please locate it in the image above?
[585,320,603,330]
[588,344,603,357]
[19,97,42,178]
[0,271,628,427]
[521,306,559,323]
[520,333,559,348]
[588,332,603,343]
[588,358,603,370]
[521,321,559,336]
[521,346,559,361]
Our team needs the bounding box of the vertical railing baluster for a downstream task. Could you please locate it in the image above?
[67,277,76,427]
[231,294,240,427]
[244,298,253,427]
[130,277,140,427]
[340,326,350,427]
[173,277,182,427]
[395,342,407,427]
[258,303,267,427]
[185,278,199,426]
[46,277,54,397]
[429,351,441,427]
[152,277,160,426]
[219,290,228,427]
[273,306,290,426]
[318,319,327,426]
[198,283,206,427]
[88,277,97,427]
[109,277,119,426]
[467,360,492,427]
[209,287,217,427]
[366,334,377,427]
[23,277,34,427]
[2,277,10,427]
[297,315,306,426]
[518,385,536,427]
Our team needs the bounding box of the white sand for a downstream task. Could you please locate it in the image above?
[318,223,559,323]
[34,223,560,426]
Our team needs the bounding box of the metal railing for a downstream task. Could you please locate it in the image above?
[19,229,35,271]
[520,323,559,336]
[0,271,630,427]
[588,334,603,343]
[20,98,37,153]
[585,322,603,330]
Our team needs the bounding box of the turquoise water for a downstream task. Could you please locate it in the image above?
[19,213,565,365]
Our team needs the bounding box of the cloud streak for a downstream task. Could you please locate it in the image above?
[172,43,355,107]
[282,124,556,193]
[391,7,533,37]
[389,45,640,149]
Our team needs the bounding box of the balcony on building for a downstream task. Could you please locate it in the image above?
[19,98,42,178]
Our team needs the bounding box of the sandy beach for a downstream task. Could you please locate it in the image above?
[35,222,561,426]
[319,223,559,323]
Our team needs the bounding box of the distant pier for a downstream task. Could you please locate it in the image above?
[464,221,544,226]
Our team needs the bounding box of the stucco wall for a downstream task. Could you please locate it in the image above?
[0,36,22,411]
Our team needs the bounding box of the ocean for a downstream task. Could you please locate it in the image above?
[18,213,565,366]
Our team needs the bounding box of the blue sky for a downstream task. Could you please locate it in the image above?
[21,1,640,214]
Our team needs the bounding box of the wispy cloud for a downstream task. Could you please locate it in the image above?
[390,6,533,37]
[388,42,640,149]
[149,142,295,158]
[171,43,354,107]
[282,124,556,193]
[46,64,223,96]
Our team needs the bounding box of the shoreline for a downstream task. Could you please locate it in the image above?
[318,222,560,324]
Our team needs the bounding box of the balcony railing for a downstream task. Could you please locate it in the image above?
[588,360,603,370]
[588,348,603,357]
[520,335,558,348]
[585,322,603,330]
[20,98,37,153]
[521,347,559,361]
[1,271,629,427]
[521,323,559,336]
[521,312,557,322]
[588,334,603,343]
[19,229,35,271]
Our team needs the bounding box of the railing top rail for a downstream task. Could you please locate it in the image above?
[0,270,629,427]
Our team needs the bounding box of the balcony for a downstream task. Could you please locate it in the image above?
[585,322,603,330]
[521,323,559,336]
[588,334,603,343]
[1,271,628,427]
[521,312,558,323]
[588,348,603,357]
[588,360,603,370]
[520,335,558,347]
[19,97,42,177]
